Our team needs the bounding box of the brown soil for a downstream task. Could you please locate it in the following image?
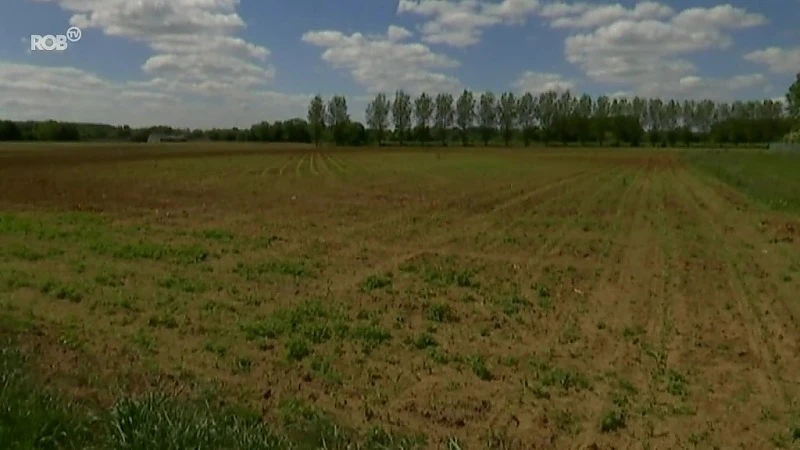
[1,143,798,449]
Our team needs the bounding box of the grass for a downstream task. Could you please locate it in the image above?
[600,408,627,433]
[234,259,311,280]
[39,280,83,303]
[466,355,493,381]
[684,149,800,212]
[426,302,456,323]
[360,272,393,292]
[0,341,424,449]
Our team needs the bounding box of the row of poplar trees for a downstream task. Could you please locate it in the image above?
[306,83,799,147]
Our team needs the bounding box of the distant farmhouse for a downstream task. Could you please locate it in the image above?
[147,133,188,143]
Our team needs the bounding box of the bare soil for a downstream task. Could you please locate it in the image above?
[1,143,798,449]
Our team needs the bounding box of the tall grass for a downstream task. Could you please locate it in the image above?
[0,342,424,449]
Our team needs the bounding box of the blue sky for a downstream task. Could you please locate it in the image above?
[0,0,797,128]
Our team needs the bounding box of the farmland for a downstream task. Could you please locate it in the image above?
[1,143,799,449]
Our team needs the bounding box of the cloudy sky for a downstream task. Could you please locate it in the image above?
[0,0,797,128]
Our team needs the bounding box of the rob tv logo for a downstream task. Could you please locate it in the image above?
[30,27,82,51]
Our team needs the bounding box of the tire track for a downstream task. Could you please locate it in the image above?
[309,153,320,176]
[331,167,616,292]
[315,153,336,177]
[277,153,301,176]
[672,169,792,408]
[337,166,608,245]
[565,166,666,447]
[294,153,309,177]
[649,166,776,448]
[325,153,349,175]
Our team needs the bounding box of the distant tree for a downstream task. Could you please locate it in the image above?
[517,93,536,146]
[284,118,312,143]
[434,93,454,146]
[594,95,610,145]
[250,121,272,141]
[391,90,412,145]
[347,121,368,145]
[34,121,80,141]
[498,92,517,146]
[414,92,434,145]
[366,93,391,145]
[478,92,497,146]
[307,95,326,146]
[575,94,593,144]
[272,121,284,141]
[536,91,558,143]
[0,120,22,141]
[788,73,800,125]
[327,95,350,146]
[646,98,664,146]
[456,89,476,146]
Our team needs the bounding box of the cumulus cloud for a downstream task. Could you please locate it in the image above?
[552,2,768,98]
[548,1,673,29]
[397,0,540,47]
[0,61,313,128]
[745,47,800,74]
[634,73,769,100]
[302,25,462,94]
[35,0,275,95]
[512,71,576,93]
[4,0,309,127]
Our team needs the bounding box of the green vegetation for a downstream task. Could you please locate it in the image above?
[426,303,456,323]
[685,150,800,212]
[0,342,425,449]
[234,259,311,280]
[360,272,393,292]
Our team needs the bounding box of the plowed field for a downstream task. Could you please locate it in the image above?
[1,144,798,449]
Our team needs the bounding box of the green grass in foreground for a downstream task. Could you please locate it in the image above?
[683,149,800,213]
[0,341,425,450]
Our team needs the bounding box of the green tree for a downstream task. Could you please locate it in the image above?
[366,93,391,145]
[517,93,536,146]
[434,93,454,146]
[326,95,350,146]
[391,90,412,145]
[307,95,326,146]
[594,95,610,145]
[413,92,434,145]
[498,92,517,147]
[0,120,22,141]
[456,90,476,146]
[478,92,497,146]
[787,73,800,125]
[536,91,558,144]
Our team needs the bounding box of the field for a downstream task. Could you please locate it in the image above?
[1,143,799,449]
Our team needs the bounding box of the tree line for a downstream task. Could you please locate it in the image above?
[307,87,797,148]
[2,74,797,146]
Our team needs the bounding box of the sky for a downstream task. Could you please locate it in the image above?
[0,0,797,128]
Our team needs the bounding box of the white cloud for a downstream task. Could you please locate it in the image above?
[35,0,275,95]
[556,3,768,98]
[635,73,769,100]
[512,71,576,93]
[539,2,591,19]
[3,0,309,127]
[549,1,673,29]
[0,61,313,128]
[745,47,800,74]
[302,25,462,94]
[671,4,767,30]
[397,0,540,47]
[387,25,413,41]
